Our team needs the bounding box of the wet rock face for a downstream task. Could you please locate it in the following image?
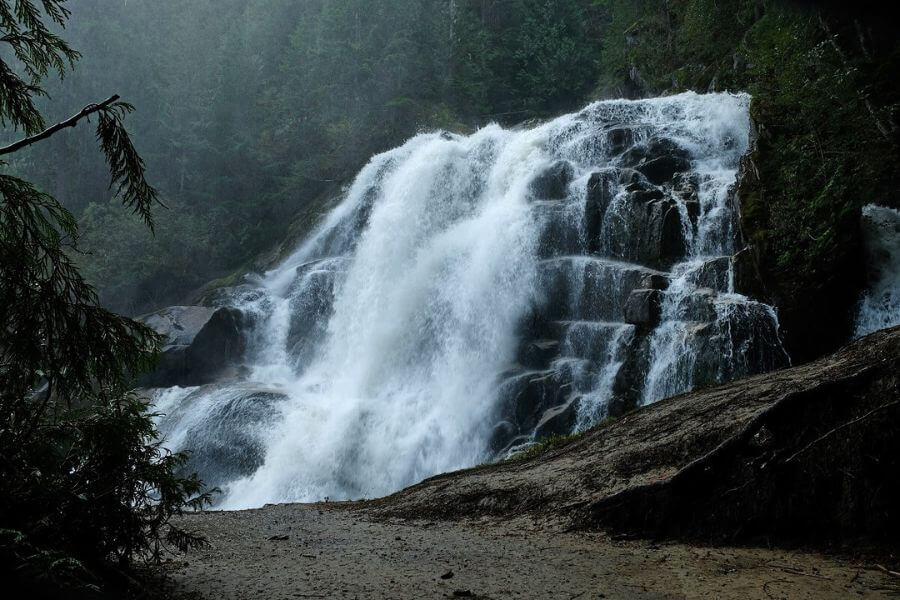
[489,109,788,454]
[286,260,343,369]
[530,161,575,200]
[624,289,663,328]
[142,306,216,346]
[156,384,287,490]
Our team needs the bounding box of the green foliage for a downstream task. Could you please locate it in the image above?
[0,0,78,134]
[595,0,900,359]
[1,0,213,594]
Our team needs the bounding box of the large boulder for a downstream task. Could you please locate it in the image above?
[139,305,251,388]
[142,306,216,346]
[593,191,688,268]
[617,137,693,186]
[372,327,900,547]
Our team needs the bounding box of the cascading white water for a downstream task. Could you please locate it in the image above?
[855,204,900,337]
[154,92,788,509]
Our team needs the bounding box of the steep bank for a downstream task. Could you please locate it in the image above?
[369,325,899,545]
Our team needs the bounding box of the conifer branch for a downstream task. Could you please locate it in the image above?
[0,94,119,155]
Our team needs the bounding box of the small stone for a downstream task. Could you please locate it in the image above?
[440,570,454,580]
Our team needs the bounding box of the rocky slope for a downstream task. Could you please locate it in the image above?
[367,325,900,545]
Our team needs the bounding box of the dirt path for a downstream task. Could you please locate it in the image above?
[166,503,897,600]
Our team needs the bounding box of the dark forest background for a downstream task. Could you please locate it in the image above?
[6,0,898,359]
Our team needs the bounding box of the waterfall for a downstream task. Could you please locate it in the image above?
[153,92,788,509]
[855,204,900,337]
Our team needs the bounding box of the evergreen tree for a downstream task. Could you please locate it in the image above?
[0,1,212,594]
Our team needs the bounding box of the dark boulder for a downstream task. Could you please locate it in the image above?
[185,307,251,377]
[156,384,287,491]
[369,327,900,547]
[640,273,669,291]
[637,155,692,186]
[517,339,560,370]
[595,194,687,268]
[684,200,701,227]
[621,138,690,170]
[139,305,251,387]
[659,199,687,260]
[585,169,617,250]
[617,168,643,187]
[488,420,519,454]
[530,160,574,200]
[624,289,663,328]
[627,187,665,204]
[693,256,732,291]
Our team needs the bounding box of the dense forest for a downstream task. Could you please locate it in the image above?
[1,0,898,597]
[8,0,897,361]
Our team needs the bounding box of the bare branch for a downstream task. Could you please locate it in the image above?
[0,94,119,155]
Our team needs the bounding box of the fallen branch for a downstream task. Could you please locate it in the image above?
[876,565,900,579]
[852,564,900,578]
[0,95,120,155]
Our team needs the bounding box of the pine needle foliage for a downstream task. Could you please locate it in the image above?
[96,101,161,230]
[0,1,212,594]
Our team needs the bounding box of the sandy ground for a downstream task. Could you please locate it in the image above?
[164,503,898,600]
